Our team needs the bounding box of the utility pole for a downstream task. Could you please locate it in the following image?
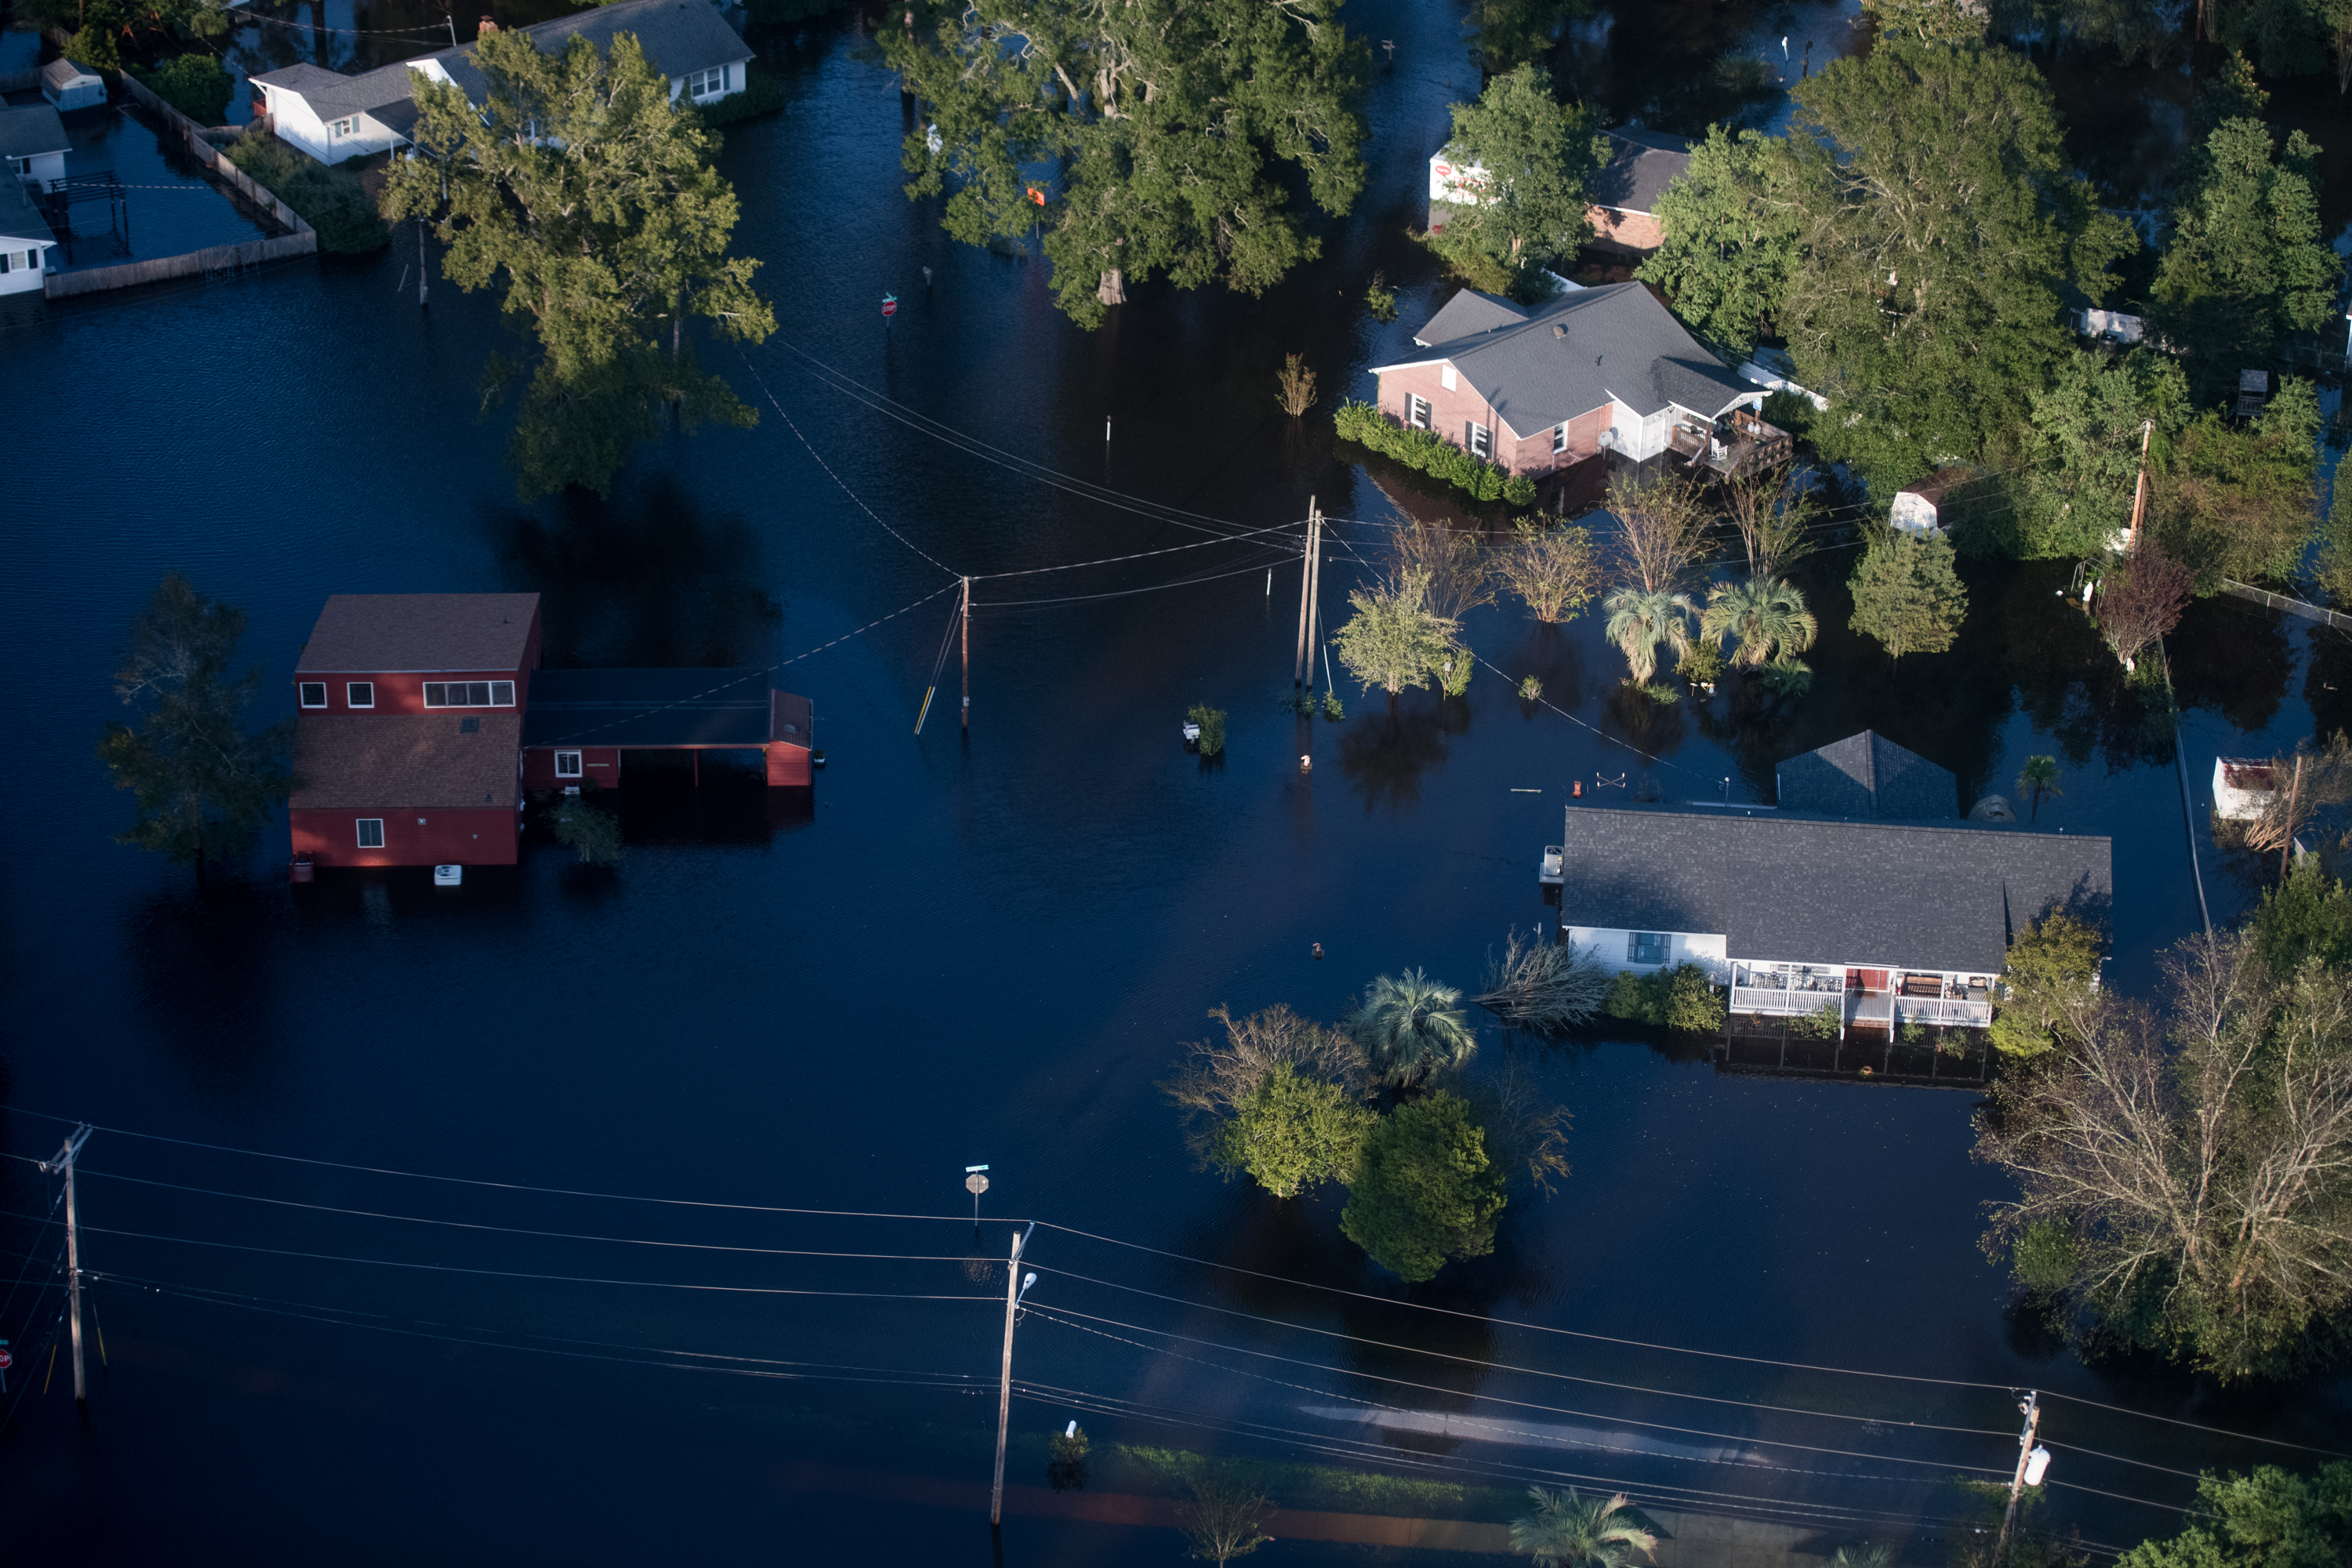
[1304,506,1324,696]
[960,576,971,731]
[1995,1390,2043,1566]
[989,1221,1037,1528]
[418,217,429,308]
[38,1127,92,1405]
[2281,754,2305,880]
[1293,497,1316,688]
[2125,419,2152,554]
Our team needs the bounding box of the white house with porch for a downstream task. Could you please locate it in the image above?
[252,0,753,165]
[1,105,69,189]
[0,176,57,296]
[1555,733,2111,1033]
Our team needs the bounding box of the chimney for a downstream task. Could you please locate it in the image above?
[479,15,499,33]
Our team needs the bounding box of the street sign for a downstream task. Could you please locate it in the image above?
[964,1173,989,1196]
[881,293,898,318]
[0,1348,13,1370]
[965,1163,989,1174]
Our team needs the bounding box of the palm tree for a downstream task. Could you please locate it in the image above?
[1511,1486,1658,1568]
[1351,969,1477,1088]
[1602,586,1697,684]
[2016,754,2063,822]
[1700,575,1818,666]
[1831,1547,1893,1568]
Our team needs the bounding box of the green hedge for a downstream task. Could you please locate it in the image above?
[1334,399,1537,507]
[1602,964,1726,1032]
[222,127,388,254]
[135,55,233,126]
[695,64,787,128]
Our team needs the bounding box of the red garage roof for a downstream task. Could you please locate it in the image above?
[297,593,540,673]
[290,713,523,810]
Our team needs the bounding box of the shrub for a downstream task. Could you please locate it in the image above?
[552,796,624,865]
[1791,1000,1841,1038]
[693,64,786,127]
[1206,1066,1375,1198]
[1365,278,1399,322]
[1517,674,1541,700]
[1321,690,1344,720]
[64,26,119,72]
[1339,1091,1507,1282]
[1332,400,1521,507]
[1186,702,1227,756]
[137,54,233,125]
[223,127,388,253]
[1602,964,1723,1030]
[1439,648,1472,696]
[1046,1424,1091,1492]
[1677,641,1724,685]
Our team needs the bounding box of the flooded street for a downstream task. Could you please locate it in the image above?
[4,2,2348,1561]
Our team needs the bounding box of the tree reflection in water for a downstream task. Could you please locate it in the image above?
[1338,691,1458,815]
[2169,594,2294,737]
[1498,621,1584,721]
[1601,681,1684,760]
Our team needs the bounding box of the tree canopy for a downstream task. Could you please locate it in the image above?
[2152,379,2323,589]
[1205,1065,1375,1198]
[1986,350,2191,561]
[1334,570,1462,700]
[380,28,774,499]
[1428,63,1604,293]
[1779,39,2135,493]
[1848,529,1969,658]
[1339,1091,1507,1282]
[885,0,1370,328]
[2116,1462,2352,1568]
[1638,125,1800,363]
[96,575,292,885]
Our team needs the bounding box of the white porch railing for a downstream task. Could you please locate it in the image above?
[1730,982,1844,1018]
[1892,996,1991,1027]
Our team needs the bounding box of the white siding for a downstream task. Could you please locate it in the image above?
[0,238,53,294]
[1563,925,1729,982]
[10,151,66,187]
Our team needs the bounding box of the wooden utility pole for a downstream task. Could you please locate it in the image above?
[960,576,971,731]
[2281,754,2305,880]
[1305,508,1324,695]
[1293,497,1316,688]
[39,1127,91,1404]
[989,1221,1036,1527]
[1995,1390,2042,1567]
[2125,419,2152,554]
[418,217,428,307]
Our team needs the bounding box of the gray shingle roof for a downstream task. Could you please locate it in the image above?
[1588,129,1692,216]
[0,172,51,242]
[0,104,68,159]
[1377,283,1753,437]
[250,60,426,118]
[298,594,541,674]
[1776,731,1957,819]
[1559,804,2111,974]
[1412,289,1526,347]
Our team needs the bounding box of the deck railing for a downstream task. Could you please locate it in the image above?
[1892,996,1992,1027]
[1730,978,1844,1018]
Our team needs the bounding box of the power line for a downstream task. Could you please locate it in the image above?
[972,548,1298,609]
[222,5,458,37]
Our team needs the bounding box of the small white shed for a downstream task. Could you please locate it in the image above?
[42,57,107,113]
[1891,467,1973,535]
[2212,758,2277,822]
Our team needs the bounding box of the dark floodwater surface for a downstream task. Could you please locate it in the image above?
[4,3,2348,1563]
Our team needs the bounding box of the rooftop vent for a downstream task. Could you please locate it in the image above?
[1552,324,1566,338]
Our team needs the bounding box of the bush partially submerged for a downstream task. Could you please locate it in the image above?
[1473,928,1610,1035]
[1334,399,1537,507]
[1602,964,1725,1032]
[136,55,234,125]
[224,127,388,253]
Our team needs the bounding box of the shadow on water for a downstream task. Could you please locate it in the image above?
[490,475,783,669]
[118,876,287,1094]
[1499,622,1586,720]
[1338,694,1457,815]
[2172,597,2296,739]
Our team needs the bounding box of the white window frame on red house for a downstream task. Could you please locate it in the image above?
[299,682,328,708]
[355,818,384,849]
[555,751,583,779]
[1467,421,1491,459]
[347,681,374,708]
[1407,394,1431,429]
[1553,423,1569,455]
[423,681,516,709]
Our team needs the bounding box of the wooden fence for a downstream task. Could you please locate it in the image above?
[2220,579,2352,633]
[42,71,317,299]
[0,68,42,93]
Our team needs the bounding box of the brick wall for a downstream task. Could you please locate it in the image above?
[1375,362,1610,478]
[1588,206,1665,255]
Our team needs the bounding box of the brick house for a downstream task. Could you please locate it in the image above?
[1426,129,1691,258]
[1367,282,1782,481]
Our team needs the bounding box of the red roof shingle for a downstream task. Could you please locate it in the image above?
[290,713,523,810]
[296,593,540,674]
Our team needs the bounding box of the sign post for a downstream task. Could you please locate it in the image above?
[881,292,898,322]
[964,1163,989,1221]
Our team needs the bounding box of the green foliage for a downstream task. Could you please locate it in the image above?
[691,63,787,127]
[1339,1092,1506,1283]
[1428,64,1603,280]
[1352,968,1478,1087]
[223,127,387,254]
[1638,125,1799,364]
[2153,118,2341,397]
[885,0,1369,328]
[1205,1065,1375,1199]
[1321,690,1344,720]
[1365,278,1399,322]
[1602,964,1724,1031]
[379,29,775,499]
[1675,638,1724,686]
[96,575,293,883]
[1333,400,1523,506]
[64,26,121,72]
[1758,657,1813,699]
[1780,40,2136,494]
[1700,575,1817,667]
[1465,0,1591,74]
[1045,1424,1090,1492]
[1511,1485,1658,1568]
[1602,586,1697,684]
[1988,350,2190,561]
[2013,1220,2078,1294]
[1991,911,2103,1059]
[2250,861,2352,975]
[2314,456,2352,607]
[1517,673,1543,701]
[1862,0,1988,41]
[2017,754,2063,820]
[2153,384,2323,590]
[553,796,625,864]
[1791,999,1842,1038]
[2114,1462,2352,1568]
[1187,702,1227,757]
[1332,569,1461,699]
[136,54,233,125]
[1847,530,1968,659]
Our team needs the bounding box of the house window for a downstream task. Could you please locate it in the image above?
[1407,394,1431,429]
[422,681,516,708]
[299,682,328,708]
[1553,423,1569,455]
[688,66,730,100]
[1627,931,1668,965]
[1440,364,1457,392]
[355,818,385,849]
[347,681,374,709]
[1467,421,1491,459]
[331,116,358,137]
[555,751,583,779]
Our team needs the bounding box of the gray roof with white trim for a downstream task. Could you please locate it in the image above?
[0,104,68,159]
[1588,129,1693,216]
[1776,731,1957,820]
[1558,804,2111,974]
[1377,283,1753,437]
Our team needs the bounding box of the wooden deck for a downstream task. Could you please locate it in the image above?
[1715,1019,1994,1087]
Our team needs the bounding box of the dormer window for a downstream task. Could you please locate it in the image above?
[299,682,328,708]
[347,681,374,708]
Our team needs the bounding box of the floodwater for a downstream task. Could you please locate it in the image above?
[2,2,2347,1563]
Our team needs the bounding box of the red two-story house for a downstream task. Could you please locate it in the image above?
[1368,282,1783,482]
[287,593,543,869]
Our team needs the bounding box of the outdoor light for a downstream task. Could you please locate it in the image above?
[1020,1271,1038,1299]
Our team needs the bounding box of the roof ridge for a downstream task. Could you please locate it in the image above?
[1563,804,2111,841]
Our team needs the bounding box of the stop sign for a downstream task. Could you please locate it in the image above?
[0,1348,13,1371]
[881,293,898,318]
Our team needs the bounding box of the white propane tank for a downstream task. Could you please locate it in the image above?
[2024,1446,2051,1486]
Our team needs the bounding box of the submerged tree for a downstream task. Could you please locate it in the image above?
[1510,1486,1658,1568]
[886,0,1369,328]
[2152,382,2324,590]
[1602,586,1697,684]
[1638,124,1801,363]
[2116,1461,2352,1568]
[1987,911,2103,1060]
[1848,531,1968,659]
[1496,520,1600,624]
[1340,1091,1507,1281]
[1333,571,1461,707]
[2096,546,2194,673]
[1174,1472,1273,1565]
[1605,469,1713,593]
[1352,969,1479,1087]
[1385,518,1495,623]
[552,795,626,865]
[1163,1005,1370,1195]
[1427,62,1605,296]
[97,575,293,887]
[1719,461,1817,579]
[381,29,775,499]
[2016,755,2063,822]
[1475,928,1611,1034]
[1699,576,1817,667]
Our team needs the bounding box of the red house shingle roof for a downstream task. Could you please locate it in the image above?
[291,713,523,810]
[297,593,540,674]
